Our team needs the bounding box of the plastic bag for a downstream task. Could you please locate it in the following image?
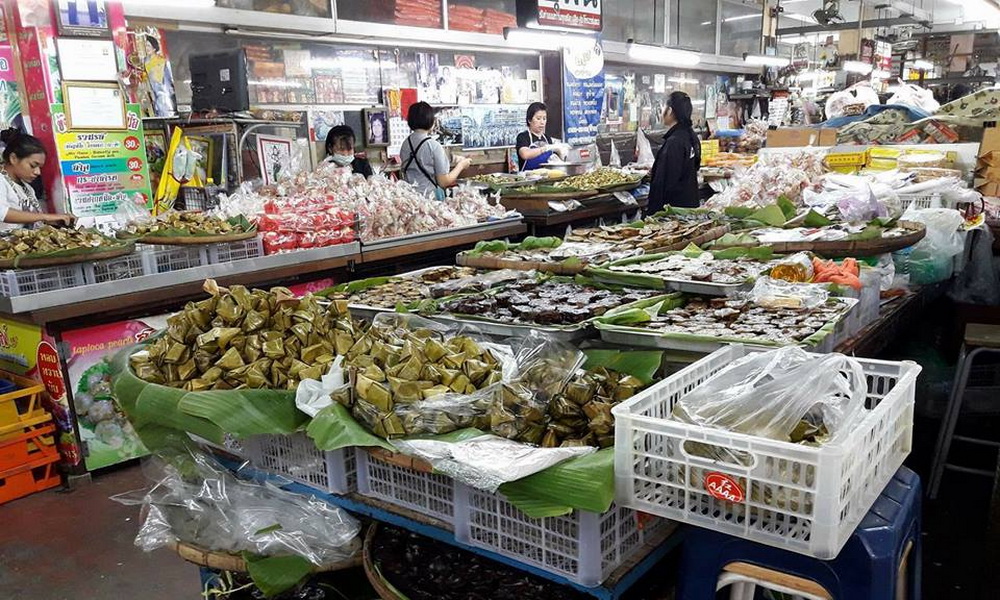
[748,276,830,309]
[634,129,655,167]
[894,208,965,285]
[672,346,867,448]
[393,434,594,493]
[111,450,360,566]
[295,357,346,418]
[949,227,1000,305]
[825,82,880,119]
[888,82,940,114]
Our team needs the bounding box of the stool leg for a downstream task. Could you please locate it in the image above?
[929,346,980,499]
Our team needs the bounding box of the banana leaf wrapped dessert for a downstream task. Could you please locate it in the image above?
[119,211,252,238]
[130,280,362,390]
[0,225,127,261]
[339,321,504,439]
[540,367,647,449]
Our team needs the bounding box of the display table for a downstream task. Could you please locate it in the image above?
[836,283,950,357]
[360,217,526,264]
[523,195,648,237]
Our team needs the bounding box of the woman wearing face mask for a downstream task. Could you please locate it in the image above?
[516,102,569,171]
[648,91,702,212]
[0,128,75,232]
[324,125,373,177]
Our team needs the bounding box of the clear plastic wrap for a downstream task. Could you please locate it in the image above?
[111,450,361,566]
[825,83,880,119]
[887,82,940,114]
[672,346,867,448]
[749,276,830,309]
[393,434,594,493]
[633,129,655,168]
[894,208,966,285]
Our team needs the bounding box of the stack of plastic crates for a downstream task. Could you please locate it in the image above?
[0,372,60,504]
[207,237,264,264]
[0,264,86,297]
[612,344,921,559]
[356,448,460,525]
[456,488,667,587]
[140,245,210,274]
[898,192,943,210]
[83,252,146,284]
[244,432,357,495]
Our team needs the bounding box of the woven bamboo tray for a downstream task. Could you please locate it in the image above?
[456,252,587,275]
[500,188,599,201]
[714,221,927,258]
[597,181,643,194]
[168,540,362,573]
[644,224,730,254]
[363,525,406,600]
[135,230,259,246]
[0,244,135,269]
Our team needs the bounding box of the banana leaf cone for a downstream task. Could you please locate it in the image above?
[351,399,382,432]
[215,347,245,370]
[381,412,406,438]
[549,395,584,421]
[462,359,491,386]
[330,385,353,408]
[262,338,285,360]
[163,342,191,365]
[423,338,449,363]
[392,381,423,405]
[422,384,451,399]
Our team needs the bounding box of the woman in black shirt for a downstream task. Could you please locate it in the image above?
[324,125,374,177]
[648,92,701,211]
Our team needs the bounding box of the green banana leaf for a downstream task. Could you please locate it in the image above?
[517,236,563,250]
[723,206,756,219]
[466,239,510,256]
[306,403,395,452]
[749,204,788,227]
[581,349,663,384]
[498,449,614,517]
[6,238,135,268]
[120,215,257,240]
[241,553,313,598]
[316,276,397,297]
[594,294,685,326]
[111,342,308,450]
[847,225,885,241]
[776,196,798,220]
[804,209,834,228]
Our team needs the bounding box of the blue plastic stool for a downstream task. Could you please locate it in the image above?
[677,466,922,600]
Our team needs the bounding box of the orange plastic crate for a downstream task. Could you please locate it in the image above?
[0,372,49,438]
[0,449,60,504]
[0,421,57,472]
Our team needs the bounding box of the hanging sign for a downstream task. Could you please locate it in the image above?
[562,42,605,146]
[517,0,603,32]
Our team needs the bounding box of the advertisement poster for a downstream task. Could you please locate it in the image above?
[51,102,153,217]
[0,44,23,130]
[0,316,82,467]
[62,320,161,471]
[562,43,606,146]
[462,105,526,150]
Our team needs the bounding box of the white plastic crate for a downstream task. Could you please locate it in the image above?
[456,487,665,587]
[356,449,457,525]
[0,264,86,297]
[244,432,357,495]
[208,236,264,264]
[612,344,921,559]
[139,245,209,274]
[899,193,942,210]
[83,252,146,284]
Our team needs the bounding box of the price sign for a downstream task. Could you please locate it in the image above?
[123,136,141,152]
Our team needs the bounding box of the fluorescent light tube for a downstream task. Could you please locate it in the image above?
[627,42,701,66]
[744,54,790,67]
[503,28,596,51]
[911,59,934,70]
[843,60,873,74]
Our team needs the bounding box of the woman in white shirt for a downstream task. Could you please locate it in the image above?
[0,129,75,232]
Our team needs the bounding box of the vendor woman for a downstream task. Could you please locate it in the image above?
[324,124,373,177]
[516,102,568,171]
[0,128,75,232]
[648,92,702,211]
[400,102,471,200]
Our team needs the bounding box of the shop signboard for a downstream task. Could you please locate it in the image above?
[518,0,603,32]
[50,101,153,218]
[562,42,605,146]
[61,319,164,471]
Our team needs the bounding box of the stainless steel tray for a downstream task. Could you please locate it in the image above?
[361,217,524,252]
[658,277,751,297]
[595,299,856,354]
[425,314,595,342]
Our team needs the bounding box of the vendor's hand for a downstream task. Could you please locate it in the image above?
[45,213,77,227]
[457,156,473,169]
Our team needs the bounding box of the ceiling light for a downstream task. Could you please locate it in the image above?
[701,21,713,26]
[503,28,596,51]
[627,42,701,66]
[911,59,934,70]
[744,53,791,67]
[668,77,700,84]
[783,13,818,23]
[843,60,873,74]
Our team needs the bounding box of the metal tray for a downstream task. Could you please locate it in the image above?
[659,278,753,297]
[425,314,595,342]
[361,217,524,252]
[595,299,856,354]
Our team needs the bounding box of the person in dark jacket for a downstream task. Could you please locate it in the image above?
[648,91,701,212]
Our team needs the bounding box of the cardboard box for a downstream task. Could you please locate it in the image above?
[766,128,838,148]
[979,126,1000,160]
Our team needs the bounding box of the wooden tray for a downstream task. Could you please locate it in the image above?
[643,224,730,254]
[0,244,135,269]
[456,252,587,275]
[500,188,598,201]
[597,181,643,194]
[168,539,362,574]
[135,230,259,246]
[713,221,927,258]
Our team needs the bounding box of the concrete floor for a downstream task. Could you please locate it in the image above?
[0,464,201,600]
